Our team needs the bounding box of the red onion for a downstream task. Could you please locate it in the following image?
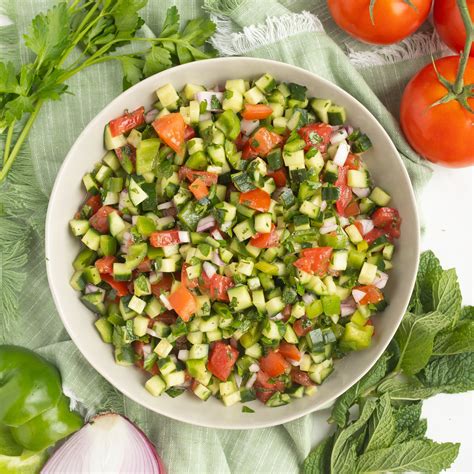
[146,328,159,338]
[157,201,174,210]
[240,119,260,136]
[320,223,338,234]
[211,228,224,240]
[333,142,350,167]
[289,358,301,367]
[270,312,284,321]
[246,373,257,389]
[344,125,354,135]
[302,293,316,304]
[145,109,159,123]
[142,343,152,357]
[195,91,223,111]
[357,219,374,235]
[229,338,238,349]
[118,189,129,211]
[178,231,190,243]
[339,216,350,228]
[196,215,215,232]
[249,363,260,373]
[132,215,139,226]
[199,112,212,122]
[340,297,357,316]
[177,349,189,361]
[330,129,348,145]
[352,187,370,198]
[122,214,132,223]
[211,250,225,267]
[159,294,172,311]
[202,261,217,278]
[320,200,327,212]
[352,289,366,304]
[374,271,389,289]
[84,284,102,294]
[41,413,165,474]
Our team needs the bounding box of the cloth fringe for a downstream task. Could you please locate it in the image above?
[347,31,449,69]
[207,10,324,56]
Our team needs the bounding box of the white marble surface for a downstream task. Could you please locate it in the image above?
[311,165,474,473]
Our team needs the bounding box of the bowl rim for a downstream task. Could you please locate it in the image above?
[45,56,419,429]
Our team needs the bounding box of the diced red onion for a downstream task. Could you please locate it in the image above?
[159,294,172,311]
[270,312,284,321]
[202,261,217,278]
[229,338,238,349]
[119,189,129,211]
[374,271,389,289]
[85,284,104,295]
[212,250,225,267]
[178,350,189,361]
[249,363,260,373]
[352,187,370,198]
[120,232,133,254]
[352,289,367,304]
[145,109,159,124]
[333,142,351,167]
[197,215,216,232]
[358,219,374,235]
[122,214,132,223]
[320,223,338,234]
[195,91,223,112]
[199,112,212,122]
[132,216,139,226]
[246,373,257,389]
[41,413,165,474]
[289,358,301,367]
[330,129,348,145]
[320,200,327,212]
[241,119,260,136]
[178,231,190,243]
[146,328,159,338]
[220,221,232,232]
[302,293,316,304]
[157,201,174,210]
[211,229,224,240]
[341,297,357,316]
[344,125,354,135]
[142,344,152,357]
[339,216,350,227]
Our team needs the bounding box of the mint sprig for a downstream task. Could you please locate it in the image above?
[304,251,472,473]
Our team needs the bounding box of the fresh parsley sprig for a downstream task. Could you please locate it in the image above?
[0,1,216,183]
[304,251,473,474]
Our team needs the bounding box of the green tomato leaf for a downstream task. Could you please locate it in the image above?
[395,311,448,375]
[433,320,474,355]
[365,393,395,452]
[432,268,462,324]
[143,46,172,77]
[356,439,459,473]
[303,435,334,474]
[330,353,390,428]
[0,62,21,95]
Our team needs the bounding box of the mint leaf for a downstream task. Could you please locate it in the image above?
[143,46,172,77]
[432,268,462,324]
[460,305,474,321]
[120,57,144,89]
[393,401,422,432]
[161,6,180,37]
[433,320,474,355]
[410,250,442,313]
[365,393,395,452]
[23,3,71,68]
[378,376,443,400]
[418,352,474,393]
[0,62,21,94]
[331,353,389,427]
[395,311,448,375]
[357,439,459,473]
[303,435,333,474]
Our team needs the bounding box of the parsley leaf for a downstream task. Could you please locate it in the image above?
[143,46,172,77]
[120,56,145,89]
[160,5,180,38]
[0,62,22,94]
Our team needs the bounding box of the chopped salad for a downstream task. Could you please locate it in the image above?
[69,73,401,408]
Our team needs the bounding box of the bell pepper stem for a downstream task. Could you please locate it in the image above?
[454,0,474,94]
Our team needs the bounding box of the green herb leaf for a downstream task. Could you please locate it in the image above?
[432,268,462,323]
[0,62,21,94]
[378,376,443,400]
[433,320,474,355]
[393,401,422,433]
[181,18,217,47]
[241,405,254,413]
[110,0,147,35]
[460,305,474,321]
[303,435,334,474]
[365,393,395,452]
[160,6,180,38]
[120,56,144,89]
[143,46,172,77]
[356,439,459,473]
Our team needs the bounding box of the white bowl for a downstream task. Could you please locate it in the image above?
[46,57,419,429]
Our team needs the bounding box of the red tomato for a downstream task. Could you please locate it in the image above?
[249,224,279,248]
[207,341,239,381]
[109,106,145,137]
[336,185,353,216]
[243,127,283,159]
[150,274,173,298]
[434,0,474,56]
[328,0,431,45]
[235,133,248,151]
[254,370,286,403]
[181,263,199,289]
[86,195,102,214]
[152,113,185,155]
[149,230,181,247]
[168,284,196,322]
[354,285,384,305]
[372,207,401,240]
[201,272,234,302]
[260,351,290,377]
[278,342,301,362]
[100,274,130,297]
[137,257,153,273]
[189,178,209,200]
[294,247,333,276]
[89,206,116,234]
[178,166,218,185]
[267,168,287,187]
[297,123,333,153]
[344,200,360,217]
[282,304,292,321]
[364,227,386,244]
[346,154,361,170]
[290,368,314,387]
[184,124,196,141]
[95,256,116,274]
[401,56,474,167]
[241,104,273,120]
[239,188,271,212]
[353,220,364,236]
[293,317,314,337]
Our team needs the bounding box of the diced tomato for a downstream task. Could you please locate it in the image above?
[278,342,301,362]
[297,123,333,153]
[243,127,283,159]
[294,247,333,276]
[336,185,353,216]
[150,274,173,298]
[184,124,196,141]
[201,272,234,302]
[344,200,360,217]
[152,113,185,155]
[100,274,130,297]
[239,188,271,212]
[249,224,279,248]
[155,310,177,325]
[95,256,116,274]
[137,257,152,273]
[89,206,116,234]
[150,230,181,247]
[254,370,285,403]
[267,168,287,187]
[178,166,218,186]
[282,304,292,321]
[290,368,314,387]
[260,351,290,377]
[189,178,209,200]
[168,284,196,322]
[354,285,384,305]
[353,220,364,235]
[235,133,248,151]
[109,106,145,137]
[364,228,385,244]
[346,153,361,170]
[293,317,313,337]
[207,341,239,381]
[181,263,199,289]
[241,104,273,120]
[335,165,348,187]
[372,207,401,240]
[86,195,102,214]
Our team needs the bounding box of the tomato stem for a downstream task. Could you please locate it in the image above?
[454,0,474,94]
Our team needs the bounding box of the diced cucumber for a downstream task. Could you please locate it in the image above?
[145,375,166,396]
[327,105,346,125]
[254,213,272,233]
[69,219,90,237]
[81,228,100,251]
[358,262,378,285]
[104,124,127,150]
[227,286,253,311]
[310,98,332,123]
[369,187,391,206]
[244,86,265,105]
[347,170,368,188]
[163,370,186,387]
[225,79,246,94]
[156,83,179,109]
[129,178,149,206]
[222,90,244,113]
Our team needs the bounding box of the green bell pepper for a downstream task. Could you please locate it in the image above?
[215,110,241,140]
